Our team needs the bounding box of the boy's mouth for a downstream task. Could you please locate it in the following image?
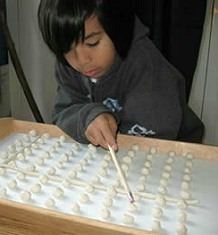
[84,68,100,77]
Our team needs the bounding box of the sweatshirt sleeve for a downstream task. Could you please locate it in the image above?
[52,61,114,143]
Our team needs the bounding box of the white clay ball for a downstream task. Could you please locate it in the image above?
[74,163,83,172]
[137,184,145,192]
[62,179,71,188]
[68,170,77,179]
[100,208,110,219]
[151,220,161,233]
[54,141,61,148]
[113,179,121,187]
[59,135,66,142]
[29,129,37,137]
[8,160,17,168]
[23,134,31,143]
[141,167,150,175]
[56,161,64,169]
[31,143,39,149]
[7,179,17,189]
[67,149,74,157]
[17,153,26,161]
[85,184,95,193]
[176,223,187,235]
[79,193,89,203]
[15,139,23,147]
[72,203,80,213]
[43,151,51,159]
[158,186,167,195]
[17,172,26,181]
[53,187,64,198]
[164,164,173,172]
[180,191,191,200]
[27,165,36,172]
[160,178,168,187]
[101,160,109,168]
[139,175,146,183]
[121,163,129,172]
[72,142,80,150]
[186,160,193,168]
[132,143,140,152]
[168,151,176,157]
[80,159,88,166]
[45,198,56,208]
[127,150,135,158]
[24,148,32,155]
[39,175,49,184]
[61,153,69,162]
[127,203,138,212]
[123,214,134,225]
[184,167,192,174]
[8,145,16,153]
[107,186,117,198]
[144,160,152,168]
[0,188,7,197]
[36,157,44,165]
[186,153,194,160]
[123,156,132,164]
[147,154,153,160]
[166,156,174,164]
[152,207,163,218]
[100,168,108,177]
[155,196,166,207]
[37,138,45,144]
[47,167,56,175]
[149,147,157,154]
[0,168,6,176]
[178,211,187,223]
[88,144,97,153]
[0,151,9,159]
[21,191,31,201]
[103,153,111,162]
[181,181,190,190]
[91,176,101,184]
[162,171,171,179]
[30,184,42,194]
[178,200,188,209]
[42,133,50,139]
[102,197,113,207]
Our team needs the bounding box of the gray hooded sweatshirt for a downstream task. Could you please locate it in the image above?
[53,17,204,144]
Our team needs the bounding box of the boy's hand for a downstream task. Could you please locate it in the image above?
[85,113,118,150]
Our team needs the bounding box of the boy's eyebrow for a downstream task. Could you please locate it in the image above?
[84,32,101,40]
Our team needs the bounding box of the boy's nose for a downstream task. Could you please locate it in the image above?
[78,51,91,65]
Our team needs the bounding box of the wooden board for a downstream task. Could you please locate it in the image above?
[0,117,218,235]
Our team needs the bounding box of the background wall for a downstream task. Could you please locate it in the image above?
[6,0,56,123]
[189,0,218,146]
[5,0,218,146]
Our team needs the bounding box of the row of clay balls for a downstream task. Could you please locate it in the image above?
[95,144,140,180]
[136,149,157,192]
[0,130,49,159]
[151,153,194,235]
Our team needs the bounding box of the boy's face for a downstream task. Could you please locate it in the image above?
[64,14,116,79]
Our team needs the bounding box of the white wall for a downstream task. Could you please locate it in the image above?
[189,0,218,146]
[6,0,56,123]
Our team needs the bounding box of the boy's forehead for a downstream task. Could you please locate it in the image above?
[84,14,103,37]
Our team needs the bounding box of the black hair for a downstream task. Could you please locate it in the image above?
[38,0,135,61]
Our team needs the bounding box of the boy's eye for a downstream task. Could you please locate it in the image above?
[86,41,100,47]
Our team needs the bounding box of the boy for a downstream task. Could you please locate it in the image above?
[38,0,204,150]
